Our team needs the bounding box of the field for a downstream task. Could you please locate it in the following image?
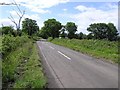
[50,38,118,64]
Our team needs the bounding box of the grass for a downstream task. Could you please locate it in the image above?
[13,43,46,88]
[50,38,118,64]
[0,36,2,50]
[0,35,1,89]
[2,38,46,88]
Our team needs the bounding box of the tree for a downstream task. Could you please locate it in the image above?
[38,27,49,39]
[65,22,77,39]
[107,23,118,41]
[87,33,93,39]
[87,23,118,41]
[83,34,87,39]
[43,18,62,39]
[22,18,39,36]
[87,23,108,39]
[78,32,84,39]
[1,26,14,35]
[8,0,25,36]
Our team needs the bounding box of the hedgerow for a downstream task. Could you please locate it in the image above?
[2,35,29,58]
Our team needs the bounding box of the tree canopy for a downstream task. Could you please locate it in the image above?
[38,26,49,39]
[65,22,77,39]
[1,26,14,35]
[22,18,39,36]
[87,23,118,41]
[107,23,118,41]
[42,18,62,39]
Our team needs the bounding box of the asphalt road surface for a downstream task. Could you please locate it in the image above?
[37,41,118,88]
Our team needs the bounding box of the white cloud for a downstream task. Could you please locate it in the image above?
[0,18,16,27]
[63,8,67,11]
[75,5,96,12]
[60,3,118,34]
[23,0,69,14]
[9,10,21,18]
[0,13,44,29]
[23,14,44,28]
[107,3,118,9]
[0,0,69,14]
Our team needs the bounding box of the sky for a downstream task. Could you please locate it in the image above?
[0,0,119,34]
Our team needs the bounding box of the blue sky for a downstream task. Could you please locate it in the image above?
[0,0,119,34]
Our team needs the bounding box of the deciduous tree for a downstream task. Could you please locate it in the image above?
[42,18,62,39]
[87,23,118,41]
[65,22,77,39]
[22,18,39,36]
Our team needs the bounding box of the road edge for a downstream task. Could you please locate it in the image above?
[36,41,64,88]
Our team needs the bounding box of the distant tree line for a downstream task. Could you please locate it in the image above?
[38,19,78,39]
[1,18,39,37]
[38,18,119,41]
[1,18,119,41]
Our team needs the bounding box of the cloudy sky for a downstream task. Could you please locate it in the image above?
[0,0,119,34]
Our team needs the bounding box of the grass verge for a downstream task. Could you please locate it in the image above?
[50,38,118,64]
[2,39,46,88]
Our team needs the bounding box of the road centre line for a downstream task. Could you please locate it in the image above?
[38,45,65,88]
[57,51,71,60]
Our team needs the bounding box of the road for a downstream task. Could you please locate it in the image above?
[37,41,118,88]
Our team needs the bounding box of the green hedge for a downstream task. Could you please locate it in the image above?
[2,35,29,58]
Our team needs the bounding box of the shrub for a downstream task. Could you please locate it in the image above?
[48,37,53,41]
[2,35,29,58]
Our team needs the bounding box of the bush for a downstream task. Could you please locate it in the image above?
[32,35,42,41]
[2,35,29,58]
[48,37,53,41]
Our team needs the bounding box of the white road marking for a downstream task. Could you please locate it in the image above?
[49,46,55,49]
[58,51,71,60]
[38,45,65,88]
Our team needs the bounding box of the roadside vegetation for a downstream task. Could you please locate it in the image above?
[50,38,118,64]
[1,18,46,89]
[1,15,119,89]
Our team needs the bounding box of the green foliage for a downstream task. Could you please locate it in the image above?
[51,38,118,64]
[13,43,46,88]
[87,33,93,39]
[38,27,49,39]
[48,37,53,41]
[40,18,62,39]
[65,22,77,39]
[2,43,29,86]
[0,36,2,53]
[2,35,29,58]
[78,32,83,39]
[107,23,118,41]
[1,26,14,35]
[87,23,118,41]
[2,37,46,88]
[32,35,42,41]
[22,18,39,36]
[12,30,18,37]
